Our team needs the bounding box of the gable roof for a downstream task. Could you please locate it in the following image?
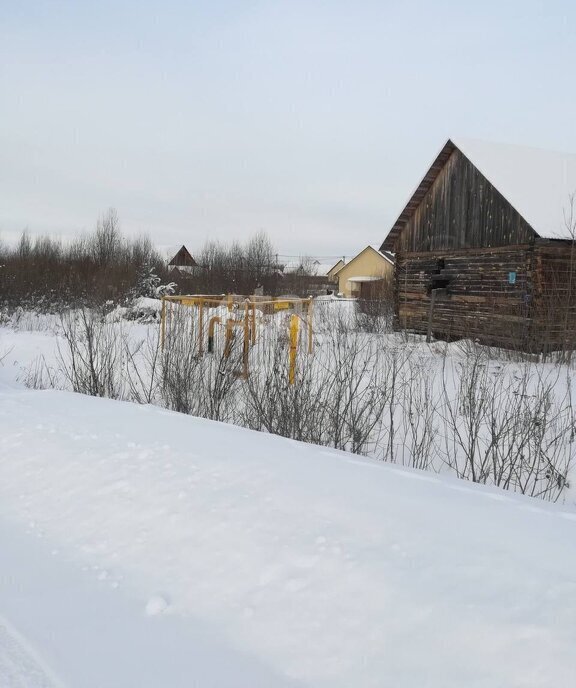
[370,245,394,264]
[168,245,197,267]
[380,138,576,251]
[282,259,340,277]
[326,258,345,277]
[341,245,394,272]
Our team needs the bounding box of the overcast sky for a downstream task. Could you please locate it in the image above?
[2,0,576,258]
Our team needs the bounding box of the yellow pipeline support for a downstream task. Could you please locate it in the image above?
[207,315,221,353]
[289,314,300,385]
[224,318,239,358]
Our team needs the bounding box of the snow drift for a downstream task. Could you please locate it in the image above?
[0,387,575,686]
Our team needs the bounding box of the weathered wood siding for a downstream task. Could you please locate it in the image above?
[395,246,533,348]
[532,241,576,352]
[395,149,535,253]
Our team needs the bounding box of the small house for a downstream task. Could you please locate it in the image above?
[334,246,394,299]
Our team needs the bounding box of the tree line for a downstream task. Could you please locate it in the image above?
[0,209,166,310]
[0,210,330,311]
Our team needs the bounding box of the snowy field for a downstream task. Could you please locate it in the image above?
[2,302,575,502]
[1,312,576,686]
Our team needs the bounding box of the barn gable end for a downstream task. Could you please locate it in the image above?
[168,245,197,268]
[382,142,536,253]
[383,139,576,353]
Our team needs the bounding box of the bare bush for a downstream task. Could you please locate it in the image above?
[21,355,61,390]
[243,330,331,444]
[397,358,438,470]
[56,309,126,398]
[321,330,392,455]
[124,329,163,404]
[243,326,401,456]
[439,346,575,501]
[160,309,241,422]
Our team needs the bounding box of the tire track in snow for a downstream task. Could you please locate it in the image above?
[0,617,64,688]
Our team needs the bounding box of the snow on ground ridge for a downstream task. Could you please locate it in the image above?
[0,387,576,686]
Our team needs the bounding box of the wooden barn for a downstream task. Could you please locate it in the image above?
[380,139,576,352]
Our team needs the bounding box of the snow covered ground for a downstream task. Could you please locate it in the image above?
[2,317,576,685]
[0,375,576,684]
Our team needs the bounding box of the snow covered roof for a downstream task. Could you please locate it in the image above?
[369,245,395,263]
[317,260,342,276]
[381,138,576,251]
[283,259,339,276]
[346,275,384,283]
[455,138,576,240]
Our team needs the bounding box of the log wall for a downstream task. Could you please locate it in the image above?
[396,241,576,352]
[532,242,576,353]
[395,246,533,349]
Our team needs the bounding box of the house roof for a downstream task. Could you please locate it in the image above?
[380,138,576,251]
[369,245,394,264]
[326,258,345,277]
[335,246,394,276]
[168,245,197,267]
[282,259,336,276]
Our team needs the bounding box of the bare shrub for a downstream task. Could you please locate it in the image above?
[124,329,163,404]
[244,326,401,456]
[22,355,61,390]
[397,358,438,470]
[439,345,575,501]
[321,330,392,455]
[160,309,241,422]
[56,309,126,398]
[242,327,328,443]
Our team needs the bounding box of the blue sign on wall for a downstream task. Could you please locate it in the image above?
[508,271,517,285]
